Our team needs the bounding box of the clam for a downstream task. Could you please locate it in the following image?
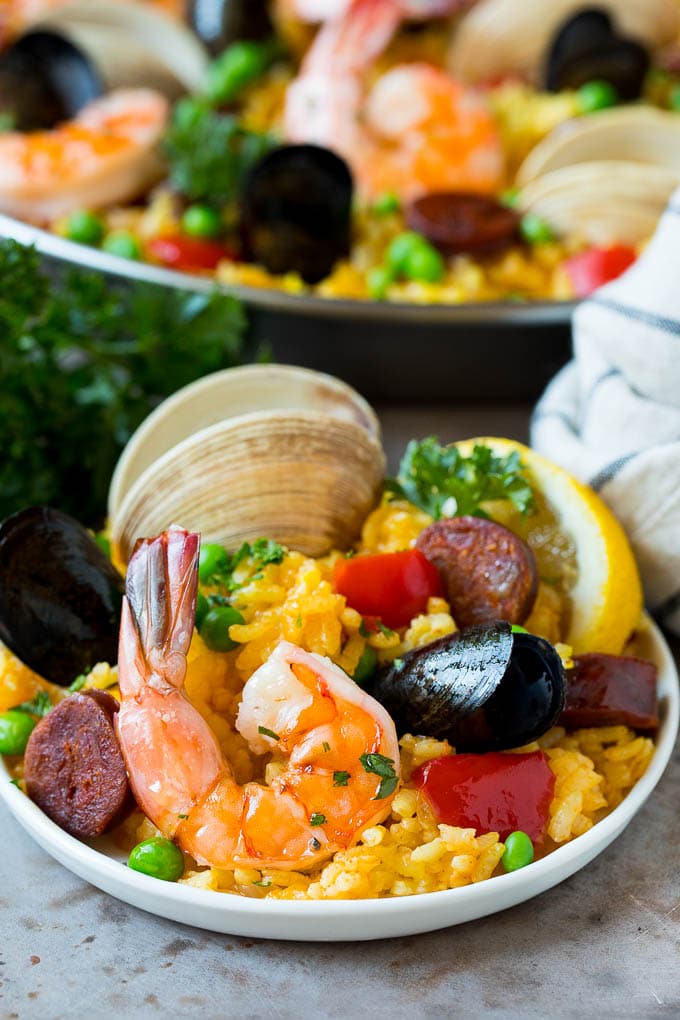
[0,1,209,129]
[518,161,680,246]
[448,0,680,85]
[109,365,385,564]
[365,623,567,753]
[108,364,381,520]
[0,507,125,686]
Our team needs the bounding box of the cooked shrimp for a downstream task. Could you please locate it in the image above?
[284,0,502,199]
[0,88,168,222]
[116,528,400,871]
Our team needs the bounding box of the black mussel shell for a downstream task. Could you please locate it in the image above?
[189,0,273,55]
[239,144,354,284]
[0,30,102,131]
[366,622,566,753]
[0,507,124,686]
[545,8,649,100]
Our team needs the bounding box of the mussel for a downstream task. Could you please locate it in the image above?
[545,9,649,99]
[366,622,566,753]
[0,30,101,131]
[189,0,274,55]
[0,507,125,686]
[239,144,354,284]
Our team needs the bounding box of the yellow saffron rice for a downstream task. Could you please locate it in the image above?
[0,499,655,900]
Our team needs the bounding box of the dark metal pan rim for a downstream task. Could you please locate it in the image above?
[0,212,575,326]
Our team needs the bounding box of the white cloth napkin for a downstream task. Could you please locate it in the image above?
[531,187,680,635]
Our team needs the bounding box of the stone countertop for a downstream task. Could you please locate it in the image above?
[2,407,679,1020]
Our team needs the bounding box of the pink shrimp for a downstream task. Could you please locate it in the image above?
[0,88,168,222]
[284,0,502,199]
[115,528,400,871]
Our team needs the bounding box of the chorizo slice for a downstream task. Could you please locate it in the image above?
[24,690,133,839]
[416,517,538,629]
[406,193,520,256]
[561,653,659,730]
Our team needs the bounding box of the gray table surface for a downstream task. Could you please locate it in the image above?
[2,406,679,1020]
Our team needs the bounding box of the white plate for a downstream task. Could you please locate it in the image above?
[1,619,677,942]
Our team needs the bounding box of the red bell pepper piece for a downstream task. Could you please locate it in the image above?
[412,751,555,843]
[333,549,443,630]
[564,245,637,298]
[146,235,236,272]
[560,653,658,731]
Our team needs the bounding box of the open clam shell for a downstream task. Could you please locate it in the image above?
[448,0,680,85]
[517,107,680,186]
[518,161,680,245]
[108,364,381,520]
[110,410,386,563]
[35,1,209,98]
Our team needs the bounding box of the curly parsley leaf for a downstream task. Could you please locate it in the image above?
[359,753,398,800]
[386,437,534,521]
[200,538,286,593]
[164,98,274,205]
[12,691,52,718]
[0,240,246,527]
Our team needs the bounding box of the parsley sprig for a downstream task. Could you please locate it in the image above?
[201,538,286,592]
[386,438,534,521]
[359,753,398,800]
[12,691,52,718]
[0,241,246,527]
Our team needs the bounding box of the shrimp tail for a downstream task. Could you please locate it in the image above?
[118,527,199,697]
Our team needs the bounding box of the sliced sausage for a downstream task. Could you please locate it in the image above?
[24,690,133,839]
[561,653,659,730]
[406,193,520,256]
[416,517,538,629]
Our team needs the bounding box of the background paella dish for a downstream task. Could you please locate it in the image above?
[3,0,680,303]
[0,406,663,901]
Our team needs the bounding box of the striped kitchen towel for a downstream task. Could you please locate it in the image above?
[531,187,680,635]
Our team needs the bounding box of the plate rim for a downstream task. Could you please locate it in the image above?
[0,213,576,325]
[1,617,677,938]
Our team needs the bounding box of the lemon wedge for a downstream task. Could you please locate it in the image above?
[454,438,643,655]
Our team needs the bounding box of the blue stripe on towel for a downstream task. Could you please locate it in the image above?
[653,588,680,622]
[588,451,640,492]
[589,296,680,337]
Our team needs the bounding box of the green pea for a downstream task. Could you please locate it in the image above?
[206,41,272,104]
[577,79,619,114]
[353,645,378,685]
[128,837,185,882]
[102,231,142,260]
[386,231,429,274]
[520,212,555,245]
[182,204,222,238]
[372,192,401,215]
[500,187,520,209]
[669,84,680,111]
[199,604,245,652]
[198,542,229,581]
[511,624,528,634]
[502,830,534,872]
[64,209,104,246]
[403,242,445,283]
[195,592,210,629]
[0,710,36,755]
[367,265,395,301]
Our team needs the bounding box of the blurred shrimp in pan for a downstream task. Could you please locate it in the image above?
[284,0,503,200]
[0,88,168,222]
[116,528,400,871]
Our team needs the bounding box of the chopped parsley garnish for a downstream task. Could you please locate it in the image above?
[310,813,326,827]
[252,877,272,888]
[333,771,350,787]
[68,673,89,692]
[13,691,52,718]
[9,778,20,788]
[258,725,280,741]
[296,614,303,628]
[322,742,331,753]
[386,437,534,520]
[201,538,286,592]
[177,814,189,820]
[359,753,398,800]
[376,621,395,638]
[359,620,371,639]
[392,658,404,671]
